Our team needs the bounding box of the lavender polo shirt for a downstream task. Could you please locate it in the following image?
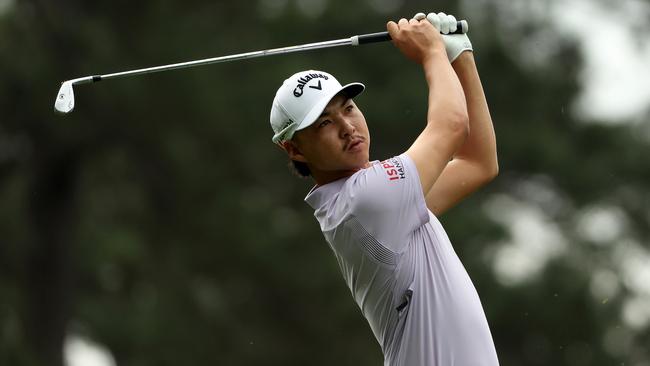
[305,154,499,366]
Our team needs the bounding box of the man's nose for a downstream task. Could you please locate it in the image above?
[339,118,356,138]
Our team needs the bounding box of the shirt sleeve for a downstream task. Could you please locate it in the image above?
[346,153,430,253]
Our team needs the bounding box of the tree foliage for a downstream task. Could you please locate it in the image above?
[1,0,648,365]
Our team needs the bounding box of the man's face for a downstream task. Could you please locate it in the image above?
[288,94,370,176]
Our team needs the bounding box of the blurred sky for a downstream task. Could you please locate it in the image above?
[462,0,650,124]
[546,0,650,123]
[64,336,115,366]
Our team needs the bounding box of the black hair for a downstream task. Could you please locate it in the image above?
[290,160,311,178]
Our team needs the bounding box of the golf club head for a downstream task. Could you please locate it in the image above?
[54,81,75,114]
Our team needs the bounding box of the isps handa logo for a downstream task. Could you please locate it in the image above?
[381,158,405,181]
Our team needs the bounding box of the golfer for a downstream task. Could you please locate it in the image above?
[270,12,499,366]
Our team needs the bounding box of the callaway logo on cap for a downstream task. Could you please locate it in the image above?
[270,70,364,144]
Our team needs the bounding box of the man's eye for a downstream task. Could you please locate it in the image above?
[319,120,331,128]
[346,105,354,112]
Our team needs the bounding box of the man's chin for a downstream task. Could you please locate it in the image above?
[350,157,371,171]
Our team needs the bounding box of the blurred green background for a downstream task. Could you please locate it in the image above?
[1,0,649,365]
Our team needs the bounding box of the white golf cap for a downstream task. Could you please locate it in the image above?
[270,70,364,144]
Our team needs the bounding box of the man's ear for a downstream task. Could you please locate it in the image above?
[281,141,308,163]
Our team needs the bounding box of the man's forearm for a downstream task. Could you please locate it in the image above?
[451,52,498,174]
[424,50,468,135]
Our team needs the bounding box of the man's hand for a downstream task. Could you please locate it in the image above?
[386,18,447,65]
[413,12,473,63]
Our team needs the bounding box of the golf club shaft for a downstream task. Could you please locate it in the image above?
[69,21,467,86]
[98,38,353,83]
[55,21,468,113]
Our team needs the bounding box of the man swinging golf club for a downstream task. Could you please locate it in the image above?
[270,11,499,366]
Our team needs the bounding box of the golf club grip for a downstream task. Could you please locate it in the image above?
[357,20,467,45]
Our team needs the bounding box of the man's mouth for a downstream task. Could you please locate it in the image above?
[346,138,364,151]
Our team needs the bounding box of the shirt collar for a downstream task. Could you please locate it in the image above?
[304,176,348,209]
[304,160,379,209]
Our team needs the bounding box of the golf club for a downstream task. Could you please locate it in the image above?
[54,20,468,114]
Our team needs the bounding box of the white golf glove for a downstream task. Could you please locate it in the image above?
[413,12,473,63]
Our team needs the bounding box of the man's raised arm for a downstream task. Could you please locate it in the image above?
[423,17,499,216]
[387,18,469,197]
